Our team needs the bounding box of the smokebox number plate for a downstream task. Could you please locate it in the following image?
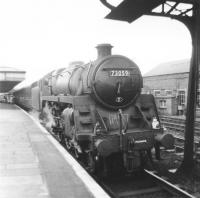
[109,70,130,77]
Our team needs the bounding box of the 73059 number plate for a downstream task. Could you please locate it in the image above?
[109,70,130,77]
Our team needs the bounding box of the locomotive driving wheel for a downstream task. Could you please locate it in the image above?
[85,151,96,173]
[74,147,80,159]
[58,131,66,146]
[65,137,72,151]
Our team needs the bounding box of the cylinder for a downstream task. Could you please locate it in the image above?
[155,133,174,149]
[95,139,118,157]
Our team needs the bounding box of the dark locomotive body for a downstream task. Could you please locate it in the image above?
[13,44,174,175]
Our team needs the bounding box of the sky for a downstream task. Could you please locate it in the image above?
[0,0,192,83]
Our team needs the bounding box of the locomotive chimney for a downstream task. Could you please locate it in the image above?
[96,43,113,59]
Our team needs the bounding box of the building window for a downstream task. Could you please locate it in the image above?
[165,90,172,96]
[159,100,166,108]
[178,90,186,105]
[154,90,161,96]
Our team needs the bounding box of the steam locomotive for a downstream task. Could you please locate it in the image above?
[13,44,174,175]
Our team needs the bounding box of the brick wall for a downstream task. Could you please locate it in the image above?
[142,73,189,116]
[143,73,189,92]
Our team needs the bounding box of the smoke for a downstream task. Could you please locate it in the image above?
[42,102,56,131]
[29,102,55,132]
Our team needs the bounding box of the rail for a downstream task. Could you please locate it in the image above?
[144,169,196,198]
[160,115,200,135]
[99,169,196,198]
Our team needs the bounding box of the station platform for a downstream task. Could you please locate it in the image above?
[0,103,110,198]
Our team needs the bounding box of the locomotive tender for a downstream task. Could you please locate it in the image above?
[13,44,174,175]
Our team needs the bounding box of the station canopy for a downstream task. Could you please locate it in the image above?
[105,0,194,23]
[0,67,26,93]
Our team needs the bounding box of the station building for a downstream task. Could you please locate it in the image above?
[142,59,196,116]
[0,66,26,102]
[0,66,26,92]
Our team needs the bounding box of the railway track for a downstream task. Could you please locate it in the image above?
[160,115,200,135]
[159,115,200,158]
[143,169,196,198]
[99,169,196,198]
[37,112,200,198]
[46,120,198,198]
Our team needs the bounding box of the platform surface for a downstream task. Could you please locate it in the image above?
[0,103,109,198]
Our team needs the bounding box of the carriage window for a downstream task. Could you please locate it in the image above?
[43,78,48,86]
